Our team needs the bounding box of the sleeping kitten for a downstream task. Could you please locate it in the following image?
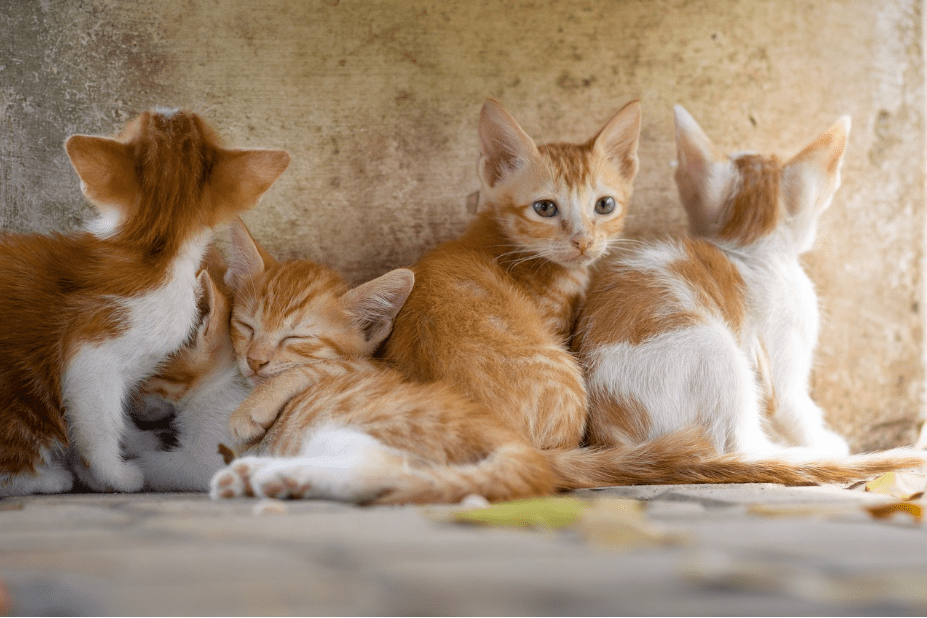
[129,268,250,491]
[575,105,854,459]
[382,99,643,451]
[213,220,924,504]
[211,219,556,504]
[0,110,288,496]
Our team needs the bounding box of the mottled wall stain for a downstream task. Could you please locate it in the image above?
[0,0,924,450]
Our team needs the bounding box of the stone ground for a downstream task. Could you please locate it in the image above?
[3,483,927,616]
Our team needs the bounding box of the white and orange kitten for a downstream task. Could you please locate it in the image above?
[0,110,288,496]
[576,106,854,459]
[129,269,250,491]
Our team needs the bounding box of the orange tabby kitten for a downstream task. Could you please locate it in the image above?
[211,220,556,503]
[211,221,918,504]
[382,99,643,451]
[0,110,288,496]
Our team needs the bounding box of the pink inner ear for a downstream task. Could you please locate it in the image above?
[478,100,538,187]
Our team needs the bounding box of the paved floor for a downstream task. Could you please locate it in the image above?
[2,483,927,616]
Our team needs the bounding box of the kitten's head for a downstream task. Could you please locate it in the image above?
[476,99,642,268]
[65,109,290,243]
[673,105,850,253]
[225,219,414,383]
[140,266,236,403]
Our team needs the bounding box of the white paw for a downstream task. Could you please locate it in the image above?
[251,466,315,499]
[210,457,265,499]
[78,460,145,493]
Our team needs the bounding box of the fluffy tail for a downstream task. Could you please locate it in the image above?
[373,442,556,505]
[547,429,927,489]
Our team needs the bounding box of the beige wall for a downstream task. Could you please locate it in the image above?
[1,0,924,450]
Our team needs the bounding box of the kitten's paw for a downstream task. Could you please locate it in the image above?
[79,460,145,493]
[252,467,314,500]
[210,457,265,499]
[227,411,267,444]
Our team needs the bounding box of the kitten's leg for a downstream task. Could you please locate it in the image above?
[226,427,400,502]
[62,346,144,493]
[228,368,318,443]
[0,450,73,497]
[773,391,850,456]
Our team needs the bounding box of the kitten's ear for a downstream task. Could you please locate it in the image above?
[225,218,277,292]
[210,148,290,217]
[195,271,230,340]
[592,99,642,180]
[477,99,540,188]
[780,116,850,251]
[673,105,736,235]
[343,269,415,352]
[65,135,139,217]
[782,116,850,217]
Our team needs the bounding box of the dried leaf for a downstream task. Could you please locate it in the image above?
[866,501,923,522]
[450,496,587,529]
[579,498,686,550]
[865,471,927,500]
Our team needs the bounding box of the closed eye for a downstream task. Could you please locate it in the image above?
[232,319,254,336]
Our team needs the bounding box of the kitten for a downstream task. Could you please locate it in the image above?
[210,219,557,504]
[382,99,643,451]
[0,110,288,496]
[213,221,922,504]
[130,267,251,491]
[574,106,861,459]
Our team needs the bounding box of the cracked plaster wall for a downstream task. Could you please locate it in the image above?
[0,0,923,450]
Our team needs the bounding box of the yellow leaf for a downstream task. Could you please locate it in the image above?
[450,496,588,528]
[866,501,923,522]
[865,471,927,500]
[579,498,686,550]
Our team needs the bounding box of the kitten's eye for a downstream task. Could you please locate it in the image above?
[232,320,253,336]
[595,196,617,215]
[532,200,558,218]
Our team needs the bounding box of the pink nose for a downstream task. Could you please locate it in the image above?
[247,356,268,374]
[571,235,592,253]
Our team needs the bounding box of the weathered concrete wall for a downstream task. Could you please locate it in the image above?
[0,0,923,450]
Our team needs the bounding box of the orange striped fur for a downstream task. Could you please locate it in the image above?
[571,106,926,483]
[0,110,288,496]
[382,99,643,451]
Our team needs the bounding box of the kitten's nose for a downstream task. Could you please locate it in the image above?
[571,234,592,253]
[247,356,269,374]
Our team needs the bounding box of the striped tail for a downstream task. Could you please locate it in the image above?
[372,442,556,505]
[547,429,927,489]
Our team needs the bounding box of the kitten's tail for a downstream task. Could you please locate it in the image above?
[546,429,926,489]
[372,442,557,505]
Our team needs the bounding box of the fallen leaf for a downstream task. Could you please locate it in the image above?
[866,501,923,522]
[579,498,687,550]
[865,471,927,500]
[449,496,587,529]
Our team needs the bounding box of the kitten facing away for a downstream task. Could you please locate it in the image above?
[0,110,288,496]
[128,265,251,492]
[574,106,913,466]
[211,220,924,505]
[382,99,644,452]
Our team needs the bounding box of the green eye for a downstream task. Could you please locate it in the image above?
[533,200,558,217]
[595,196,617,215]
